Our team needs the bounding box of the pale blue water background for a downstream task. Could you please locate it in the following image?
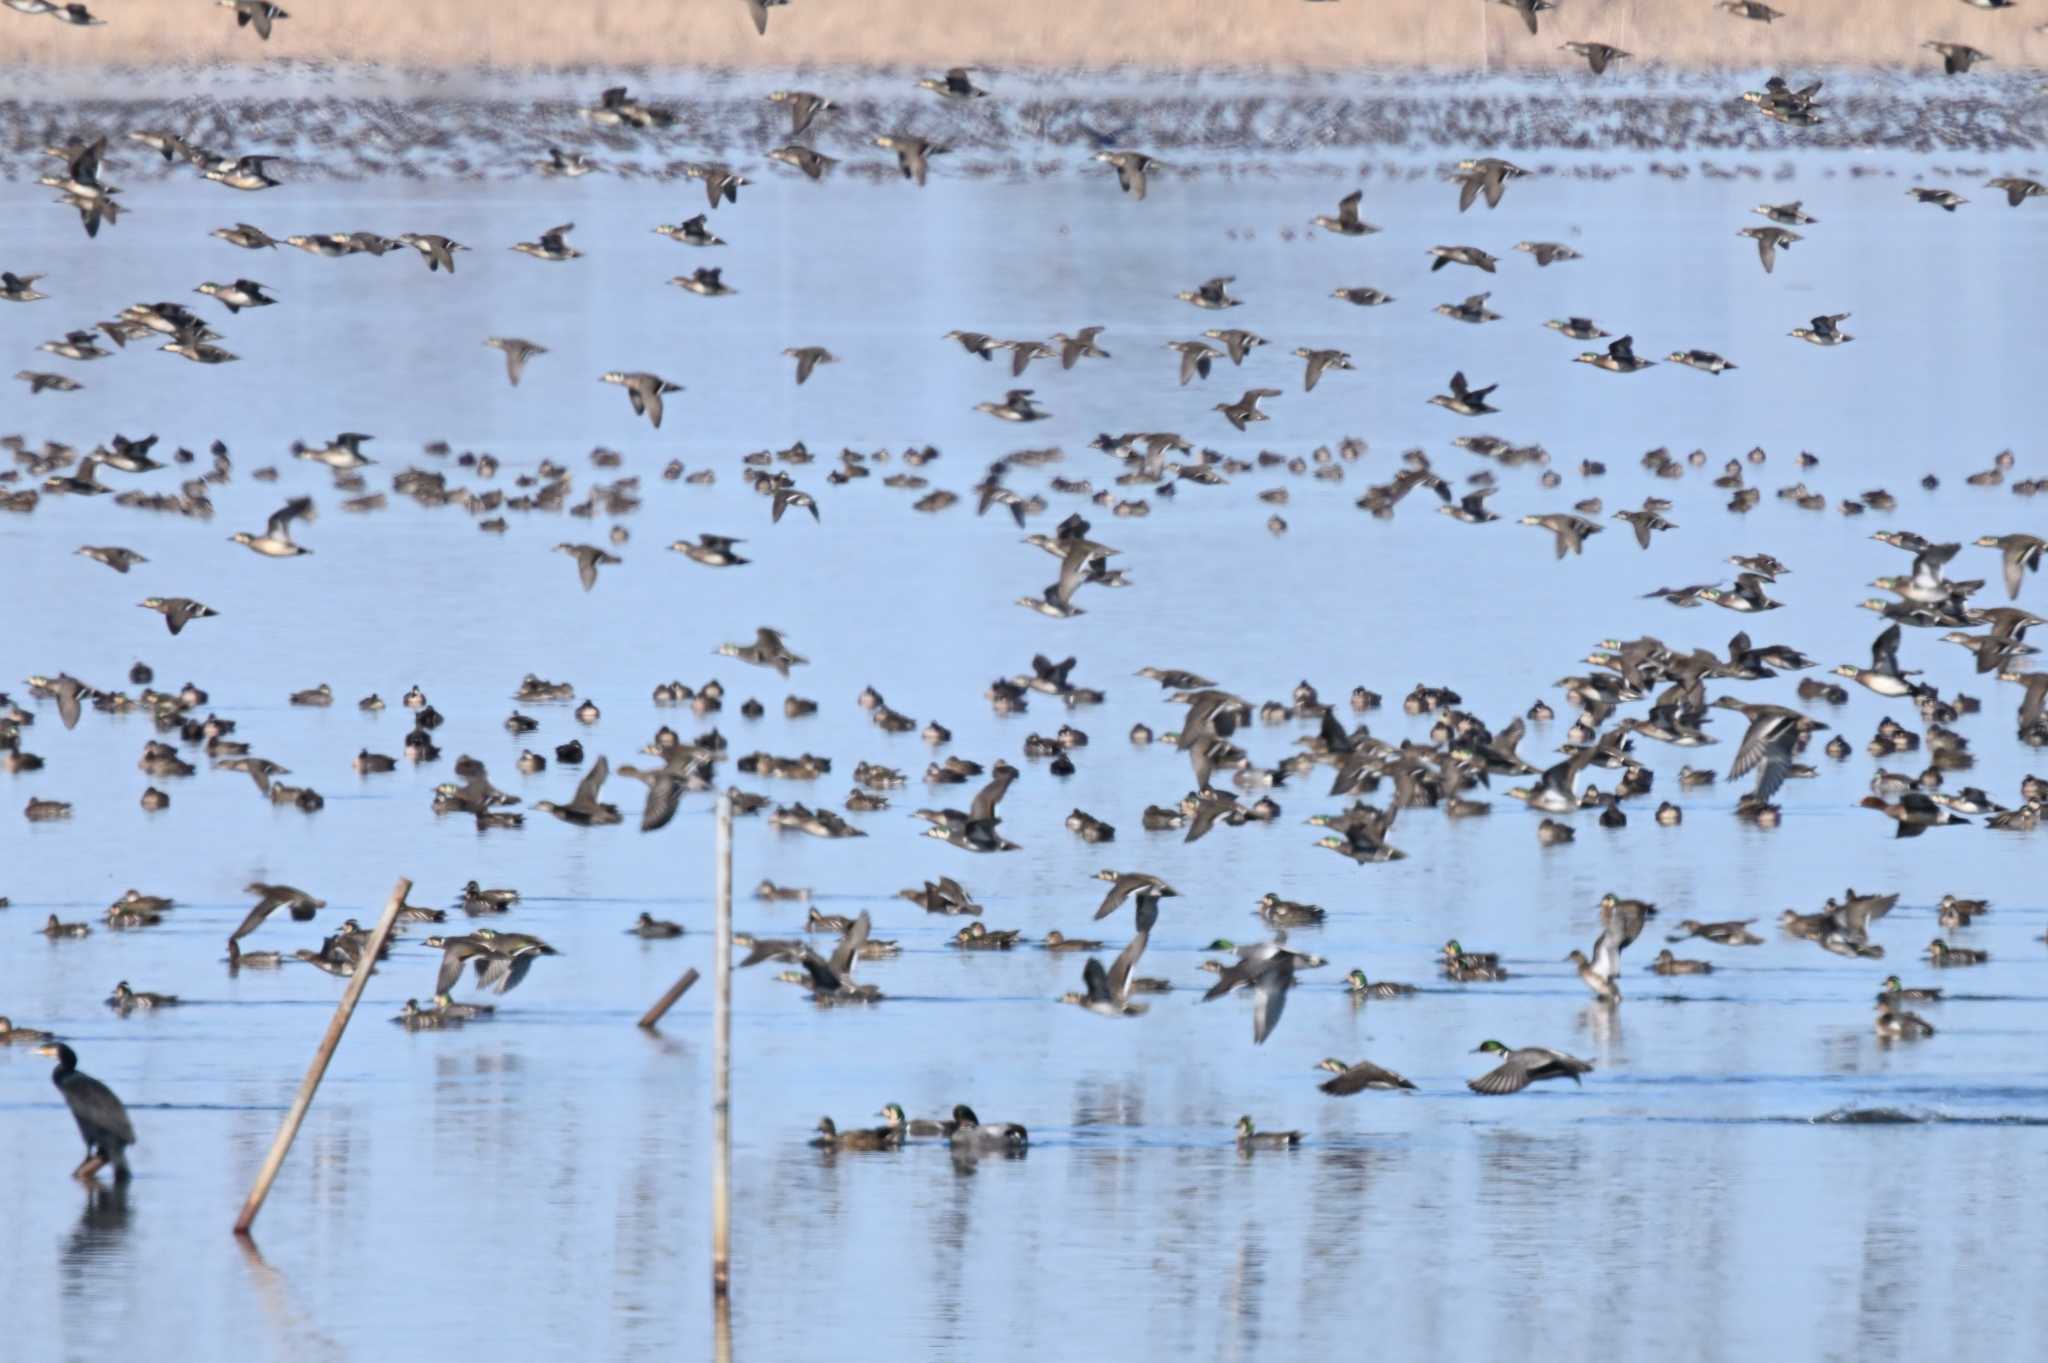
[2,73,2047,1363]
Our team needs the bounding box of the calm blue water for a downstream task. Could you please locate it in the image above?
[2,82,2047,1363]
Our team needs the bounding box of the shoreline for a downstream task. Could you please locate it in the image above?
[2,0,2043,70]
[0,68,2038,178]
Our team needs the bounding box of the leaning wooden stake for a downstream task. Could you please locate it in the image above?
[233,876,410,1237]
[638,967,700,1029]
[711,790,734,1299]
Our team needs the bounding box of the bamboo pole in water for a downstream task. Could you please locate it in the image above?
[233,876,409,1237]
[710,790,734,1299]
[637,967,701,1030]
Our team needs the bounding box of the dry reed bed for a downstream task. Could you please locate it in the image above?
[2,0,2044,69]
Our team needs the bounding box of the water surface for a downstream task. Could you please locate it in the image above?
[3,91,2047,1363]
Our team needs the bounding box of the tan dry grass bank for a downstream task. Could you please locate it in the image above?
[3,0,2041,70]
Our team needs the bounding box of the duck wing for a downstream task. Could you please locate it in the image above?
[266,495,314,542]
[1248,954,1295,1045]
[829,911,871,977]
[1080,956,1115,1006]
[1468,1058,1533,1094]
[569,754,610,811]
[968,768,1015,825]
[1103,917,1152,1003]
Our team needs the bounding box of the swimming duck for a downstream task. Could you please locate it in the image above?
[812,1116,901,1151]
[1877,975,1941,1003]
[1256,894,1325,928]
[1924,939,1988,966]
[626,913,685,939]
[877,1104,956,1139]
[1468,1041,1592,1094]
[947,1105,1027,1153]
[0,1017,57,1046]
[1234,1116,1302,1150]
[41,914,91,937]
[1873,1001,1936,1040]
[952,923,1022,950]
[107,981,180,1012]
[1344,969,1416,1000]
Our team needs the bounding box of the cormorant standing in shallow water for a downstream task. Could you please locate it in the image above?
[36,1043,136,1182]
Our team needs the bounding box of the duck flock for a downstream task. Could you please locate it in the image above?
[4,1,2047,1178]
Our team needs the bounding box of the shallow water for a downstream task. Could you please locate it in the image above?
[3,81,2048,1363]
